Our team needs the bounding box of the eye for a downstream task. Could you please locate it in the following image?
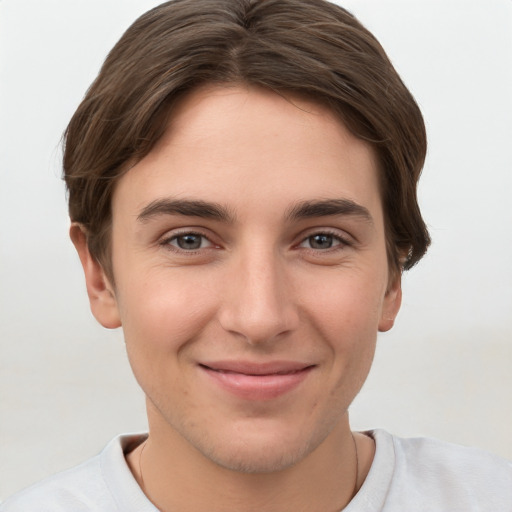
[165,233,214,251]
[299,232,346,250]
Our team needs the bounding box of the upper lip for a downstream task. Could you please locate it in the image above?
[199,360,315,375]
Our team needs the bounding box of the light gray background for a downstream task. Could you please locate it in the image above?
[1,0,511,501]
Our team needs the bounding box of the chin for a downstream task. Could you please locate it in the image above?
[200,438,314,474]
[182,418,331,474]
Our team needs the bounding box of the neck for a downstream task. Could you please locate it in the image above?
[127,413,372,512]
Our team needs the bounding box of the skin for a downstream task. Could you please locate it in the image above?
[71,84,401,512]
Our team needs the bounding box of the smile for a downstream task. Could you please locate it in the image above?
[199,361,315,401]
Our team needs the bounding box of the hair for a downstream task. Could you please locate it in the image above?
[63,0,430,281]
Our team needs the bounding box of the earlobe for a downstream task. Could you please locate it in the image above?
[378,274,402,332]
[69,223,121,329]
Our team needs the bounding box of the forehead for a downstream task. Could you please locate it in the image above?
[112,84,383,225]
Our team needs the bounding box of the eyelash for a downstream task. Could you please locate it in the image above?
[159,231,215,254]
[298,230,352,252]
[159,229,351,254]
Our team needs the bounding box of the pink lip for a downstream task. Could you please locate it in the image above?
[199,361,315,400]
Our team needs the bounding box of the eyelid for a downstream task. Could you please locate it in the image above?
[155,226,354,254]
[296,228,353,248]
[158,228,219,252]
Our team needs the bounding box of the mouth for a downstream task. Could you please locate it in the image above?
[198,361,315,400]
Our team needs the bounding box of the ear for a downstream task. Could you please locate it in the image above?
[70,223,121,329]
[378,272,402,332]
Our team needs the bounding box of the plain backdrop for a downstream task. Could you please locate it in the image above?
[1,0,511,501]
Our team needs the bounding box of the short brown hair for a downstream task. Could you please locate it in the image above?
[64,0,430,279]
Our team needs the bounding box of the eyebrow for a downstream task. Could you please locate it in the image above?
[285,199,373,224]
[136,197,373,225]
[137,198,235,223]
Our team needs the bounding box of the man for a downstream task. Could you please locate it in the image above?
[2,0,511,510]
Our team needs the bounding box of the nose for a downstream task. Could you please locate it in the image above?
[218,247,300,346]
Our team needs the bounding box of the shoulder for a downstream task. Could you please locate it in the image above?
[0,454,105,512]
[0,434,148,512]
[376,429,512,511]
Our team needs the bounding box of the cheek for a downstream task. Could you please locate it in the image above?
[302,268,386,336]
[116,267,218,354]
[318,291,379,409]
[299,268,384,383]
[115,269,221,405]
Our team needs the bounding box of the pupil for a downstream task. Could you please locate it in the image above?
[177,234,201,250]
[310,234,333,249]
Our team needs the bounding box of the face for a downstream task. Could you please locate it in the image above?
[77,85,401,473]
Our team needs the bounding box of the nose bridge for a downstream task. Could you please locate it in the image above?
[219,242,298,344]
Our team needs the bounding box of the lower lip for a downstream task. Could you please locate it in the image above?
[200,366,313,401]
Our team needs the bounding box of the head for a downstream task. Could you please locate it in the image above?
[64,0,429,285]
[66,0,430,474]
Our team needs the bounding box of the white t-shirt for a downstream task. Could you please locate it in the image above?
[2,430,511,511]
